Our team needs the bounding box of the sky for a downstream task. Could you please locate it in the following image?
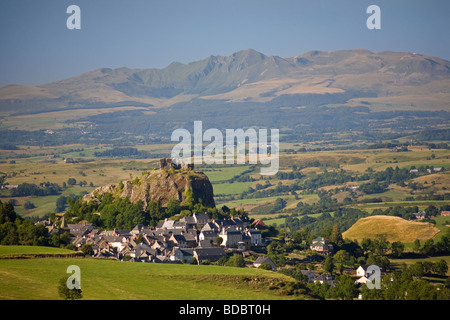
[0,0,449,87]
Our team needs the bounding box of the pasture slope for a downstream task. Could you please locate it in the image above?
[0,246,310,300]
[342,215,441,243]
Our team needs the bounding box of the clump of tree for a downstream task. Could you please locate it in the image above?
[9,182,60,197]
[57,277,82,300]
[412,229,450,256]
[361,264,450,300]
[217,254,246,268]
[0,200,48,246]
[94,147,149,158]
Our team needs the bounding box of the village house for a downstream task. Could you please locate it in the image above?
[231,216,249,229]
[219,229,243,248]
[103,235,128,252]
[250,219,267,230]
[68,222,94,238]
[356,265,371,277]
[246,228,262,246]
[127,243,159,262]
[169,234,187,248]
[441,211,450,217]
[310,237,333,254]
[354,265,380,286]
[201,221,219,233]
[192,212,209,226]
[199,230,219,243]
[179,216,196,229]
[412,211,427,220]
[157,219,176,230]
[0,184,18,190]
[130,224,148,236]
[253,256,277,271]
[193,247,227,264]
[170,247,194,263]
[183,232,198,248]
[300,270,335,286]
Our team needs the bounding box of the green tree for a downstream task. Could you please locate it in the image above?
[184,188,194,209]
[373,234,389,256]
[0,200,17,224]
[335,274,358,300]
[55,196,68,213]
[409,262,424,278]
[390,241,404,258]
[334,250,350,265]
[226,254,246,268]
[433,260,448,276]
[334,250,350,274]
[24,201,35,210]
[273,198,286,212]
[166,199,181,216]
[81,244,94,257]
[330,223,344,246]
[323,256,334,274]
[422,239,435,256]
[147,200,163,221]
[413,239,421,253]
[360,238,373,253]
[58,277,82,300]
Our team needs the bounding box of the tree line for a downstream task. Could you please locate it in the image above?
[0,200,71,247]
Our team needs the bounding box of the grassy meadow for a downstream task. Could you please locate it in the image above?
[0,246,306,300]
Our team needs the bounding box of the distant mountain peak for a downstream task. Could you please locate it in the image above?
[232,48,266,64]
[1,48,449,113]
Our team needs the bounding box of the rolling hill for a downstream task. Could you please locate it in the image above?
[0,250,310,300]
[1,48,449,146]
[1,48,449,115]
[342,215,441,243]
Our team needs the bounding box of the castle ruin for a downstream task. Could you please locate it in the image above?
[159,158,194,171]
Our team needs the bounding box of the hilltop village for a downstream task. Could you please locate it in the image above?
[41,213,264,265]
[36,211,349,289]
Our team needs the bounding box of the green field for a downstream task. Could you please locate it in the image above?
[213,181,254,195]
[201,166,252,183]
[0,253,307,300]
[0,245,76,256]
[0,247,307,300]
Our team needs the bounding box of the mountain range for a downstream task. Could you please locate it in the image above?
[1,48,449,115]
[0,48,449,146]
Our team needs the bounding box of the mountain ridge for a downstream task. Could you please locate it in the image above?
[1,48,449,115]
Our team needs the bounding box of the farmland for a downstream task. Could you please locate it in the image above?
[0,246,306,300]
[0,138,449,301]
[1,142,449,223]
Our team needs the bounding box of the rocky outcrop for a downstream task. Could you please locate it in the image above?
[82,167,215,209]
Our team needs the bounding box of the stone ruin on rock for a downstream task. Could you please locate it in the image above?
[159,158,194,171]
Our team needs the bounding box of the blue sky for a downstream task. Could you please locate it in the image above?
[0,0,449,87]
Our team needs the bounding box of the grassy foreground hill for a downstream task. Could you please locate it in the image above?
[342,215,441,243]
[0,246,311,300]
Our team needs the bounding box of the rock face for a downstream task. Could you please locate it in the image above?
[82,168,215,209]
